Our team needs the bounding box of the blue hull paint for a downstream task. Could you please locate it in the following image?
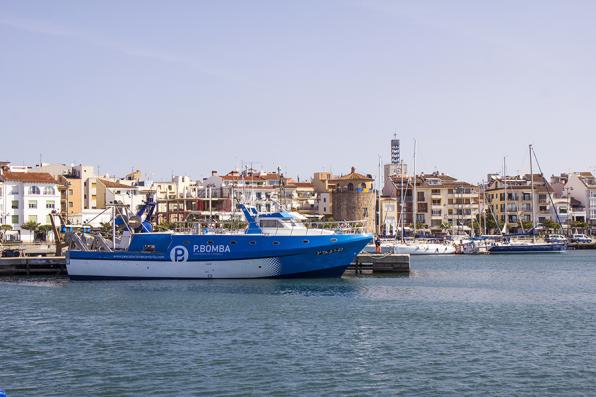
[489,243,566,254]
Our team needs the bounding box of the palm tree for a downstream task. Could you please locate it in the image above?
[21,221,40,242]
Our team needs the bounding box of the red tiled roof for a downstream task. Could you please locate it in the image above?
[0,171,57,184]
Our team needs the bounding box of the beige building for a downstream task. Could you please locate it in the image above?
[485,174,552,232]
[415,173,480,231]
[385,172,481,233]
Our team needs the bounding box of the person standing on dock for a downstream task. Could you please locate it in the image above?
[375,236,382,253]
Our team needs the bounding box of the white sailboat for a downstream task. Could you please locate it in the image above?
[392,140,455,255]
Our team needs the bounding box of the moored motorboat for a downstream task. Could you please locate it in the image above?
[393,241,456,255]
[488,241,566,254]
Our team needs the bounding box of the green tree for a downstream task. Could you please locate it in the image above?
[21,221,40,242]
[542,219,561,231]
[570,220,588,229]
[99,222,113,238]
[155,222,176,232]
[520,220,534,231]
[37,224,53,241]
[0,224,12,242]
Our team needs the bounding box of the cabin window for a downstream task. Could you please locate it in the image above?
[260,219,280,228]
[330,238,337,242]
[272,241,280,246]
[143,245,156,252]
[207,240,214,245]
[303,240,309,244]
[249,241,256,245]
[230,241,237,245]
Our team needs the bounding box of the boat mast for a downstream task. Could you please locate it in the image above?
[529,144,536,242]
[400,159,405,243]
[503,157,508,235]
[377,155,381,236]
[412,139,417,237]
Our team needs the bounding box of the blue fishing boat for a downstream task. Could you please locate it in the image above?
[66,204,371,279]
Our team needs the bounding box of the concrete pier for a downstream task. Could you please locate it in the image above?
[0,257,66,276]
[346,253,410,275]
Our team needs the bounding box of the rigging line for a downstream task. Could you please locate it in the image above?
[531,147,563,227]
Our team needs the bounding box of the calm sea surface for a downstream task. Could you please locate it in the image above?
[1,251,596,396]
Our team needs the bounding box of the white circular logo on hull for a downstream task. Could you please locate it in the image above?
[170,245,189,262]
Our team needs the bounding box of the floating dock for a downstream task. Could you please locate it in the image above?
[0,257,66,276]
[346,253,410,275]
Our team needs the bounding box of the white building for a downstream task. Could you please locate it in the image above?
[566,172,596,232]
[0,170,61,241]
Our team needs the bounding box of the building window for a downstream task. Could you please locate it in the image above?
[11,215,19,224]
[28,200,37,209]
[28,215,38,223]
[29,186,41,195]
[12,200,19,209]
[45,215,52,224]
[46,200,56,209]
[44,186,55,195]
[348,183,354,191]
[69,202,74,208]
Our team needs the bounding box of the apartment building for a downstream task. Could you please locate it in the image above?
[0,169,61,241]
[566,172,596,232]
[485,174,552,232]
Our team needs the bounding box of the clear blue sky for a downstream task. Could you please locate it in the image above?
[1,1,595,183]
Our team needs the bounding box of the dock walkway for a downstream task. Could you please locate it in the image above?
[0,257,66,276]
[346,253,410,275]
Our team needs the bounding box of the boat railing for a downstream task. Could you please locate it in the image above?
[302,220,369,235]
[173,220,370,235]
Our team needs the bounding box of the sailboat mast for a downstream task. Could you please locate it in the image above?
[529,144,536,242]
[503,157,508,235]
[377,155,381,236]
[412,139,417,236]
[400,159,405,243]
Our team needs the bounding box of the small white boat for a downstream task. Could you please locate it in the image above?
[393,241,456,255]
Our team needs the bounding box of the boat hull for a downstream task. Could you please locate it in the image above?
[67,234,371,280]
[488,243,566,254]
[393,243,456,255]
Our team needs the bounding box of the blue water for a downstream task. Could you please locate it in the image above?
[1,251,596,396]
